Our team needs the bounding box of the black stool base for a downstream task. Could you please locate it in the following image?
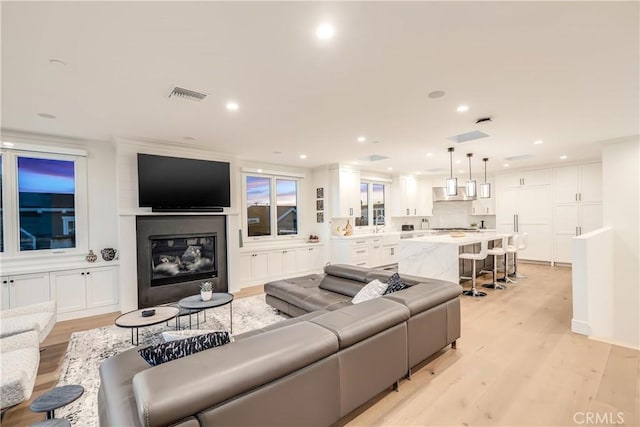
[483,283,506,290]
[462,289,487,297]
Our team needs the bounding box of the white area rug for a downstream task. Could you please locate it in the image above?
[56,294,286,426]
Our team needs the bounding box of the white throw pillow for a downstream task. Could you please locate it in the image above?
[351,279,389,304]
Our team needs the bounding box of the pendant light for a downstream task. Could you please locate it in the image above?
[480,157,491,198]
[446,147,457,196]
[466,153,477,197]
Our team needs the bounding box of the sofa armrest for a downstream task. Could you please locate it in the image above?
[384,282,462,315]
[1,301,56,319]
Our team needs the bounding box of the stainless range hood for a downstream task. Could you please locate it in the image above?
[433,186,477,202]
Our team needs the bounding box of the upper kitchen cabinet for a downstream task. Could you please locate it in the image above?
[471,177,495,215]
[498,169,551,189]
[330,167,361,218]
[420,177,434,216]
[391,175,421,216]
[553,163,602,203]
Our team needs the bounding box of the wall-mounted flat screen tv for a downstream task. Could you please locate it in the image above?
[137,153,231,210]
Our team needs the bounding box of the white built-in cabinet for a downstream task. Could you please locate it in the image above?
[239,244,325,286]
[553,163,602,263]
[1,272,51,310]
[392,175,433,217]
[330,167,361,218]
[1,265,119,320]
[331,236,396,268]
[471,177,496,215]
[496,169,553,262]
[420,177,434,217]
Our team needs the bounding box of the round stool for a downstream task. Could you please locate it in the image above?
[29,385,84,420]
[459,240,488,297]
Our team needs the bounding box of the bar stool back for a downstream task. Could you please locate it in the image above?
[484,236,507,290]
[460,240,488,297]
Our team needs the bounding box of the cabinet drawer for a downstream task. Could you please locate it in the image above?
[350,246,370,260]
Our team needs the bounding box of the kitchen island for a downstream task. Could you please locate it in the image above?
[398,232,509,284]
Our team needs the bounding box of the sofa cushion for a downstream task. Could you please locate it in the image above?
[0,312,55,342]
[310,298,410,349]
[352,279,388,304]
[138,332,231,366]
[235,310,329,340]
[319,275,365,297]
[384,282,463,315]
[0,331,40,409]
[323,264,370,282]
[384,273,409,295]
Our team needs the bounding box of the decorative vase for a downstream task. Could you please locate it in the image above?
[101,248,118,261]
[86,250,98,263]
[201,290,212,301]
[344,220,353,236]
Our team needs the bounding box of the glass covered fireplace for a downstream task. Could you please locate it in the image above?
[150,233,217,287]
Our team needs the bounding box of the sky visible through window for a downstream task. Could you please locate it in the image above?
[18,157,75,193]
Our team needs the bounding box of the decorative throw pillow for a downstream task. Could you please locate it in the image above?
[352,279,389,304]
[384,273,409,295]
[138,331,231,366]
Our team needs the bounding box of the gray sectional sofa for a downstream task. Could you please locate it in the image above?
[98,264,461,427]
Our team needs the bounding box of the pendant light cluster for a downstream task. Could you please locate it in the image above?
[445,147,491,199]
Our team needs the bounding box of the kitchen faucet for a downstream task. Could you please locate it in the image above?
[374,215,385,233]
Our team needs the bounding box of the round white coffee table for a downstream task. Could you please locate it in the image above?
[115,306,179,345]
[178,293,234,332]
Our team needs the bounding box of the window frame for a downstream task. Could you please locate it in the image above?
[356,180,386,228]
[242,172,301,242]
[0,147,88,259]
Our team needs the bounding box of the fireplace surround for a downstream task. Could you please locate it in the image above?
[136,215,227,308]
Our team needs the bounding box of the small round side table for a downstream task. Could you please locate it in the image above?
[29,385,84,420]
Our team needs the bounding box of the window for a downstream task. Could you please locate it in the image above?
[0,146,87,258]
[357,181,385,227]
[245,174,299,239]
[18,157,76,251]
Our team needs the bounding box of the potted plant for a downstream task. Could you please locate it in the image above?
[200,281,213,301]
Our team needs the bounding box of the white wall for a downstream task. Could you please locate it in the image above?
[601,137,640,348]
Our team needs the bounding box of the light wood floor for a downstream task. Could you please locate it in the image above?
[3,265,638,426]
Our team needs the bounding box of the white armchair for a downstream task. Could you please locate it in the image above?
[0,330,40,410]
[0,300,56,343]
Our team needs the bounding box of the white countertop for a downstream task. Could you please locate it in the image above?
[330,230,436,240]
[401,232,511,246]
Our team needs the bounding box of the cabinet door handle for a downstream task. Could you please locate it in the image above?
[9,280,14,283]
[414,209,417,215]
[356,250,366,254]
[575,193,578,201]
[473,207,475,214]
[579,193,582,201]
[86,272,90,275]
[349,208,353,216]
[406,208,410,215]
[81,272,85,275]
[576,226,579,236]
[2,280,7,284]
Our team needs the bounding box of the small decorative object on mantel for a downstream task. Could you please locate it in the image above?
[86,250,98,263]
[101,248,119,261]
[200,281,213,301]
[308,234,319,243]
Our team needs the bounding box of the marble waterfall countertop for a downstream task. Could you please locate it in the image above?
[398,232,511,283]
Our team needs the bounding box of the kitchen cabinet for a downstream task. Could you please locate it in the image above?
[332,236,398,267]
[471,177,496,215]
[498,169,551,189]
[239,244,326,286]
[50,266,119,314]
[369,237,384,267]
[1,272,51,310]
[384,245,398,264]
[296,246,323,272]
[330,167,361,218]
[420,177,434,216]
[552,163,602,263]
[496,170,552,262]
[391,175,421,216]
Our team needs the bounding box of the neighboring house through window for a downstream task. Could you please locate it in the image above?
[244,173,299,239]
[357,180,385,227]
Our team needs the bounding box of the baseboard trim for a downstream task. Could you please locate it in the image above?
[588,335,640,351]
[571,319,591,336]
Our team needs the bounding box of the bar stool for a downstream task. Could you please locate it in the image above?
[512,231,528,279]
[483,236,507,290]
[505,234,520,282]
[459,240,488,297]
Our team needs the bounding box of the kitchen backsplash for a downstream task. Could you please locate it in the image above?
[430,201,496,229]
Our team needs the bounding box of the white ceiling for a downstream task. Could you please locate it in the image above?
[2,1,638,175]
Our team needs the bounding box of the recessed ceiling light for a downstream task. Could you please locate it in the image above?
[560,155,568,160]
[49,59,66,66]
[503,163,510,167]
[226,101,239,111]
[257,169,263,173]
[387,167,393,171]
[316,23,335,40]
[455,160,461,164]
[456,105,469,113]
[299,154,307,159]
[534,140,544,145]
[2,142,14,147]
[37,113,56,119]
[183,136,195,141]
[357,136,366,143]
[426,152,433,157]
[428,90,446,99]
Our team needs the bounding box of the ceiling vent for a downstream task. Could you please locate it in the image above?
[504,154,535,161]
[169,87,208,102]
[447,130,490,144]
[425,167,448,174]
[360,154,389,162]
[475,117,492,124]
